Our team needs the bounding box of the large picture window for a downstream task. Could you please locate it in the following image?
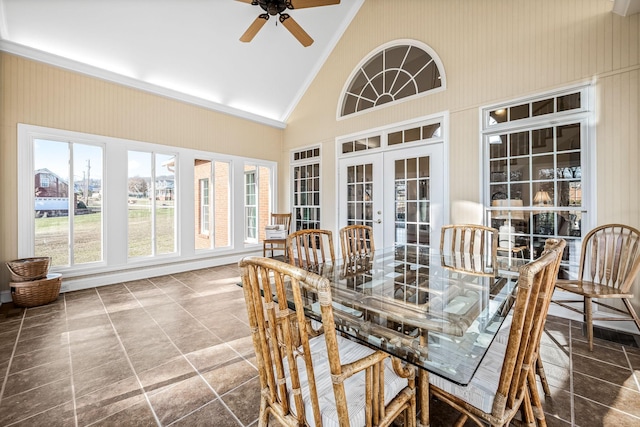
[34,139,103,267]
[127,151,176,258]
[483,86,593,278]
[244,164,273,243]
[195,160,230,250]
[18,124,276,279]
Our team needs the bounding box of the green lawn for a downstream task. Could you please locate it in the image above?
[35,207,175,266]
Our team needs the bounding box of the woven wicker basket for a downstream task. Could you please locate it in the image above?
[6,257,51,282]
[10,273,62,307]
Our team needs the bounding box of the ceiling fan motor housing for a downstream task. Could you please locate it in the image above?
[256,0,293,16]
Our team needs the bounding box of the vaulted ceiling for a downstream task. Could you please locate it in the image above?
[1,0,637,129]
[0,0,364,128]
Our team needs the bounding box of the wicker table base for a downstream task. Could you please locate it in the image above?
[10,273,62,307]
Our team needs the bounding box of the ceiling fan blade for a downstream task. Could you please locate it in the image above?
[289,0,340,9]
[280,14,314,47]
[240,15,268,43]
[235,0,255,4]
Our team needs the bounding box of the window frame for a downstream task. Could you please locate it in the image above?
[17,124,277,279]
[337,39,446,120]
[291,145,322,232]
[481,84,595,276]
[199,178,210,235]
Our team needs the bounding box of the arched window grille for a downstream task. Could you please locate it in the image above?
[339,41,445,117]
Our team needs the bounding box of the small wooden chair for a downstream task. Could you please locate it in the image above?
[429,238,566,427]
[439,224,499,276]
[553,223,640,350]
[339,224,375,261]
[263,213,292,259]
[239,256,417,427]
[287,229,335,270]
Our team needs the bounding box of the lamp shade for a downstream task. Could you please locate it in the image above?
[534,190,552,206]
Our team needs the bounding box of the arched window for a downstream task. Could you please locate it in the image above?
[339,40,445,117]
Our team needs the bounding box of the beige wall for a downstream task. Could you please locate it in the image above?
[283,0,640,310]
[0,52,283,289]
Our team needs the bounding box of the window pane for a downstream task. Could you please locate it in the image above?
[389,131,402,145]
[532,128,554,154]
[557,93,581,111]
[72,143,103,264]
[214,161,230,247]
[128,151,152,257]
[509,104,529,120]
[34,139,70,266]
[195,160,212,249]
[489,134,507,158]
[156,154,175,255]
[245,166,257,241]
[533,98,554,116]
[557,124,581,151]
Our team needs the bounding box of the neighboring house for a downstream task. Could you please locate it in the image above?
[34,168,87,216]
[35,168,69,198]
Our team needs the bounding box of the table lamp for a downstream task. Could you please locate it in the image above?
[492,199,524,249]
[533,190,552,206]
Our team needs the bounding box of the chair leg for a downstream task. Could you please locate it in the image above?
[585,296,593,351]
[527,368,547,427]
[536,354,551,397]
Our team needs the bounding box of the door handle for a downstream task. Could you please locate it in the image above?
[376,219,382,224]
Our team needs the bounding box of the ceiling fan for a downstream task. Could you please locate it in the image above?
[236,0,341,47]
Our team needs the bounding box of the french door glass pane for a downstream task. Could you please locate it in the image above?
[345,163,373,226]
[395,156,431,246]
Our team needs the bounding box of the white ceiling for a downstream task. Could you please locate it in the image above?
[0,0,364,128]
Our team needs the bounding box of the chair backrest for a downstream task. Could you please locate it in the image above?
[577,224,640,293]
[238,256,350,427]
[239,257,415,427]
[492,238,565,418]
[440,224,498,276]
[339,224,375,261]
[287,229,335,269]
[271,213,292,233]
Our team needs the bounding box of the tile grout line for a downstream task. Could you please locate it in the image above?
[621,346,640,393]
[91,286,164,427]
[0,309,27,407]
[122,279,247,427]
[64,294,80,427]
[569,319,575,427]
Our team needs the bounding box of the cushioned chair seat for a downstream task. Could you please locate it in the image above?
[429,315,513,414]
[286,334,409,427]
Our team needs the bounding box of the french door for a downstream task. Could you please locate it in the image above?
[338,144,445,251]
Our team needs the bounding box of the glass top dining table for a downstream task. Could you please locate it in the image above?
[294,245,524,387]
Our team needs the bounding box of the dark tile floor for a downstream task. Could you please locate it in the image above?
[1,263,639,426]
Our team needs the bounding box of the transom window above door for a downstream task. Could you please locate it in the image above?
[339,40,446,118]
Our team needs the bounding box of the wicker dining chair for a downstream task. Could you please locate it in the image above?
[287,229,336,270]
[339,224,375,261]
[238,256,416,427]
[263,213,292,259]
[553,224,640,351]
[439,224,499,276]
[429,238,566,427]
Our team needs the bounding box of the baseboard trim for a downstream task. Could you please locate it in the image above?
[1,251,256,304]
